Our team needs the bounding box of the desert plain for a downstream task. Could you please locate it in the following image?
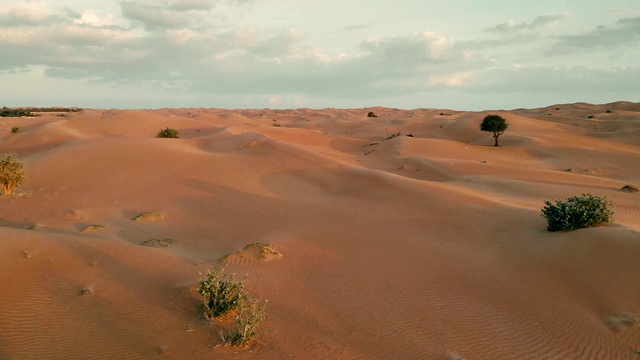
[1,102,639,359]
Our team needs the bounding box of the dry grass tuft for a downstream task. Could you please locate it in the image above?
[605,313,636,331]
[132,212,164,222]
[81,224,106,232]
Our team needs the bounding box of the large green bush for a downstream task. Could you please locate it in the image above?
[157,127,180,138]
[541,193,613,231]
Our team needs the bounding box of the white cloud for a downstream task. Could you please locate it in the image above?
[0,1,58,26]
[428,72,472,87]
[120,1,209,30]
[168,0,214,11]
[74,10,113,27]
[487,14,567,34]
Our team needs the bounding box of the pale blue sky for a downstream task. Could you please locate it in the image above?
[0,0,638,110]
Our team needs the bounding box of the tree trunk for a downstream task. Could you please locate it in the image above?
[494,135,499,147]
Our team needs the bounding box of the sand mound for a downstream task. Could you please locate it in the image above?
[220,243,283,266]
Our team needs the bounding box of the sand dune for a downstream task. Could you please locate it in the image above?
[1,102,639,359]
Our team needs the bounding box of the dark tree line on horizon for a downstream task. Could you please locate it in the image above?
[1,106,82,117]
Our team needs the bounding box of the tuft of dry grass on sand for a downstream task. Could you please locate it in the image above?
[81,224,106,232]
[140,238,176,247]
[605,314,636,331]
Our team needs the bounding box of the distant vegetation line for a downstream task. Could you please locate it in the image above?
[1,106,82,117]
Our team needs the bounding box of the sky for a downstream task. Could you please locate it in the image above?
[0,0,638,110]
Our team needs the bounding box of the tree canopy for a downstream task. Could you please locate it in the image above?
[480,114,508,146]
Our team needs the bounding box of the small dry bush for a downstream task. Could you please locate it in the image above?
[157,127,180,138]
[197,267,246,319]
[219,298,267,348]
[197,267,268,347]
[0,153,26,195]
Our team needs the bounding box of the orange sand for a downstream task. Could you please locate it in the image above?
[1,102,639,359]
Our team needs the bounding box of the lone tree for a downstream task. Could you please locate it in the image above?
[480,114,508,146]
[0,153,26,195]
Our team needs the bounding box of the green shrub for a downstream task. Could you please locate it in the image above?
[219,298,267,348]
[197,267,246,319]
[620,185,638,193]
[11,127,19,133]
[157,127,180,138]
[0,107,33,117]
[541,193,613,231]
[0,153,26,195]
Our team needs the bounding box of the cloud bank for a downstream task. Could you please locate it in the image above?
[0,1,638,109]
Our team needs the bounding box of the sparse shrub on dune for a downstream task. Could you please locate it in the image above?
[367,111,378,118]
[218,298,267,348]
[11,127,19,133]
[385,133,401,140]
[541,194,613,232]
[605,313,636,331]
[157,127,180,138]
[197,267,267,347]
[620,185,638,193]
[198,267,247,319]
[0,153,26,195]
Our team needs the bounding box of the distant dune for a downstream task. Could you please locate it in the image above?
[1,102,639,359]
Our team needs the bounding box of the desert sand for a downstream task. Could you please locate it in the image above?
[1,102,639,359]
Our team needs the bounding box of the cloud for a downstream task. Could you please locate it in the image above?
[343,23,372,31]
[168,0,214,11]
[552,16,640,52]
[428,72,472,87]
[467,65,640,94]
[74,10,114,27]
[486,14,567,34]
[1,1,637,110]
[120,1,212,30]
[0,1,62,27]
[358,31,457,74]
